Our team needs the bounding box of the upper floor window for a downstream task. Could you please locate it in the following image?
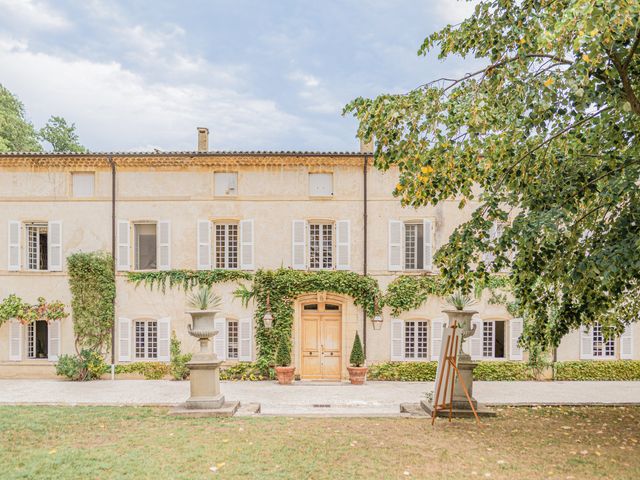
[309,222,334,269]
[26,223,48,271]
[483,221,507,265]
[214,172,238,196]
[309,173,333,196]
[7,220,63,272]
[134,223,157,270]
[72,172,95,197]
[215,222,239,269]
[388,219,433,272]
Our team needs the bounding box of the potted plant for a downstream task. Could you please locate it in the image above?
[186,286,222,332]
[443,290,478,360]
[347,332,367,385]
[274,337,295,385]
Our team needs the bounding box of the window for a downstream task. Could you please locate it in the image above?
[72,172,95,197]
[215,172,238,196]
[404,320,429,359]
[26,223,48,271]
[482,320,505,359]
[134,320,158,360]
[227,319,239,359]
[134,223,157,270]
[215,222,239,269]
[593,322,615,358]
[309,222,333,269]
[484,221,507,265]
[27,320,48,359]
[404,222,424,270]
[309,173,333,196]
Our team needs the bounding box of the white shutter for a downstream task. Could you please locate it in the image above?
[509,318,524,360]
[8,221,21,271]
[158,221,171,270]
[390,319,404,360]
[9,320,22,361]
[292,220,306,270]
[48,320,61,361]
[336,220,350,270]
[469,316,484,360]
[423,219,433,271]
[580,327,594,360]
[117,220,131,271]
[620,324,633,360]
[388,220,403,271]
[431,318,445,361]
[118,317,132,362]
[47,221,63,271]
[213,317,227,360]
[197,220,212,270]
[238,317,252,361]
[240,219,255,270]
[157,317,171,361]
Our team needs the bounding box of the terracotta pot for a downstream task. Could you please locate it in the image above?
[275,366,295,385]
[347,366,368,385]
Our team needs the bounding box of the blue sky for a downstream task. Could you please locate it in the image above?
[0,0,478,152]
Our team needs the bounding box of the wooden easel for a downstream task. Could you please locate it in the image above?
[431,322,481,425]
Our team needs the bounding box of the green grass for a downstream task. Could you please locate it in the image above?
[0,406,639,479]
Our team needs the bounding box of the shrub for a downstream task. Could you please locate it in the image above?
[368,362,438,381]
[275,337,291,367]
[349,332,365,367]
[115,362,170,380]
[220,362,269,381]
[554,361,640,381]
[56,349,108,381]
[473,361,536,381]
[169,333,192,380]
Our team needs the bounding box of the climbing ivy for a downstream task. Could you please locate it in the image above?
[67,251,115,353]
[127,269,252,293]
[0,294,67,326]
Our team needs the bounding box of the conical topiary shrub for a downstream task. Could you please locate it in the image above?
[349,332,365,367]
[275,337,291,367]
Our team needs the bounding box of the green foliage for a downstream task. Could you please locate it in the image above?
[345,1,640,350]
[169,333,192,380]
[186,285,222,311]
[233,283,256,308]
[473,361,537,381]
[275,336,291,367]
[0,294,68,326]
[38,115,86,152]
[115,362,170,380]
[0,84,41,152]
[127,269,252,293]
[219,362,269,381]
[554,361,640,381]
[55,349,108,381]
[368,362,438,381]
[67,252,115,353]
[349,332,365,367]
[446,290,477,311]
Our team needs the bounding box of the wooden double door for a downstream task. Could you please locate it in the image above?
[300,302,342,380]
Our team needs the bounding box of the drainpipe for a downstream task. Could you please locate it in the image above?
[109,156,116,380]
[362,154,368,357]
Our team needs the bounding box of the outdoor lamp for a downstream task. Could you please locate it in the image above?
[371,314,383,330]
[263,294,274,329]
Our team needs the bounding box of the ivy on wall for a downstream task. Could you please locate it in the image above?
[67,251,115,353]
[127,269,252,293]
[0,294,67,326]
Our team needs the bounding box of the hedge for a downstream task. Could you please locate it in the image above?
[114,362,170,380]
[368,361,536,381]
[554,361,640,381]
[219,362,269,381]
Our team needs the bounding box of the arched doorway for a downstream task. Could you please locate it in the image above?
[299,298,343,380]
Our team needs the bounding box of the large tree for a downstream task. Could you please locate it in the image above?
[346,0,640,348]
[39,116,86,153]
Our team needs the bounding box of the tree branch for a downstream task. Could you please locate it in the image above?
[607,47,640,115]
[623,28,640,70]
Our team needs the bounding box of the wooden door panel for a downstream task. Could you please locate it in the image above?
[302,318,319,351]
[322,317,341,352]
[301,307,341,380]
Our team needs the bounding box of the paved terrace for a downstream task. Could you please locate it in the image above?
[1,380,639,415]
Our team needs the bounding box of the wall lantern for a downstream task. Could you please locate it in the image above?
[371,314,383,330]
[263,293,274,329]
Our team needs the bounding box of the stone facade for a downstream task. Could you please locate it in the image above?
[0,147,636,379]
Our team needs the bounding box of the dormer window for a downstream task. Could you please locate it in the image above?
[215,172,238,196]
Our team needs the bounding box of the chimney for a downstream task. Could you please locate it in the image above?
[197,127,209,152]
[359,138,374,154]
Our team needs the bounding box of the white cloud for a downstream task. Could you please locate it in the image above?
[0,0,70,30]
[288,70,344,115]
[0,39,304,151]
[433,0,478,25]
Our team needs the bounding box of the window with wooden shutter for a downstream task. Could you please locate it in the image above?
[214,222,239,269]
[620,325,633,360]
[430,319,445,361]
[580,326,594,359]
[118,317,132,362]
[309,222,334,270]
[48,320,61,361]
[157,221,171,270]
[8,220,21,271]
[404,320,429,360]
[117,220,131,271]
[592,322,615,358]
[25,223,48,271]
[390,319,404,360]
[469,317,484,360]
[509,318,524,360]
[134,223,157,270]
[335,220,350,270]
[388,220,402,271]
[47,221,63,272]
[214,172,238,196]
[292,220,306,269]
[157,317,171,362]
[197,220,212,270]
[423,219,433,271]
[213,317,227,360]
[309,173,333,196]
[72,172,95,197]
[240,219,254,270]
[238,318,252,361]
[9,320,22,361]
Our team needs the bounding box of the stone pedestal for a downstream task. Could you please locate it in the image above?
[451,359,478,410]
[185,357,225,409]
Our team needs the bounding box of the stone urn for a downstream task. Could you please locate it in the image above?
[186,310,221,360]
[442,308,479,410]
[442,308,477,361]
[347,366,368,385]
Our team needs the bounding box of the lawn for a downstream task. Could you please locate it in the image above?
[0,406,638,479]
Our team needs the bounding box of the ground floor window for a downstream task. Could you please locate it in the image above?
[135,320,158,359]
[27,320,48,359]
[404,320,428,359]
[593,322,615,358]
[227,319,239,359]
[482,320,505,359]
